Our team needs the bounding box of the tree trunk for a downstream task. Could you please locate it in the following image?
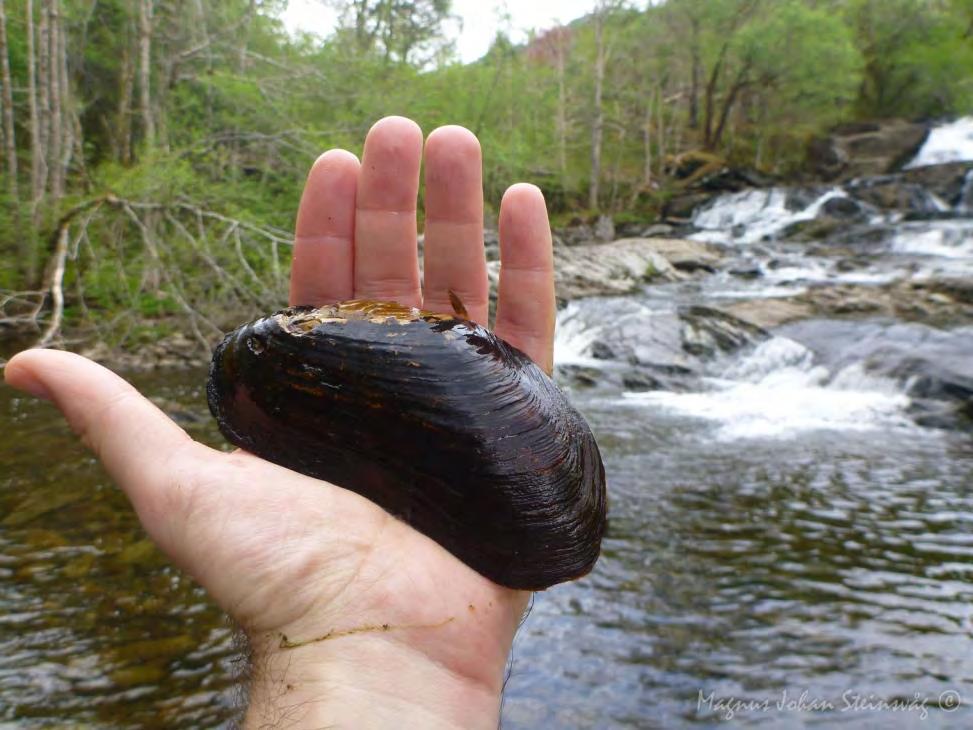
[138,0,154,149]
[629,86,654,208]
[0,0,19,213]
[656,84,666,178]
[55,0,72,196]
[702,50,725,149]
[25,0,41,280]
[688,17,700,129]
[710,68,750,150]
[555,37,567,190]
[117,27,135,165]
[588,11,606,211]
[37,0,50,200]
[641,89,654,189]
[48,0,63,201]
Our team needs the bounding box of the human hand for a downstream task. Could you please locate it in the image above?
[3,116,556,728]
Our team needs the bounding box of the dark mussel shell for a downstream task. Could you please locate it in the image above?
[206,301,607,590]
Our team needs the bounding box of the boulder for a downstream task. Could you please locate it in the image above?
[724,279,973,330]
[552,237,723,300]
[775,318,973,429]
[846,177,947,215]
[663,191,714,222]
[898,162,973,209]
[806,119,930,181]
[680,305,770,358]
[553,298,766,391]
[594,214,615,242]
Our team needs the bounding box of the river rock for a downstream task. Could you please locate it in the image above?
[663,191,715,222]
[554,297,767,391]
[551,237,723,301]
[680,306,770,358]
[777,318,973,429]
[594,215,615,242]
[897,162,973,209]
[724,279,973,329]
[807,120,930,180]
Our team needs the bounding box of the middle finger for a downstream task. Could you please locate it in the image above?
[353,116,423,306]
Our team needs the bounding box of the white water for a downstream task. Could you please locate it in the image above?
[554,301,605,366]
[621,337,913,441]
[891,220,973,279]
[690,187,848,244]
[557,117,973,442]
[959,169,973,213]
[905,117,973,168]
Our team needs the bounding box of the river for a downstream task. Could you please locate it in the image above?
[2,121,972,728]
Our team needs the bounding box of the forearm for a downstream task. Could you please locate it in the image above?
[244,630,508,729]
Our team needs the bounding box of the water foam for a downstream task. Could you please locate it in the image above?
[621,338,912,440]
[891,220,973,260]
[690,188,848,244]
[553,301,604,366]
[905,117,973,168]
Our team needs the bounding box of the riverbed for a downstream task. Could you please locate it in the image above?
[2,123,973,728]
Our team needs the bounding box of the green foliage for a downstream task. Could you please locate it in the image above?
[0,0,970,336]
[842,0,973,117]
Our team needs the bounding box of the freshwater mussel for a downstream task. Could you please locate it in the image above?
[206,300,607,590]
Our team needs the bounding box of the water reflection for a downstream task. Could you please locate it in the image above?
[504,394,973,728]
[2,368,972,727]
[0,372,241,727]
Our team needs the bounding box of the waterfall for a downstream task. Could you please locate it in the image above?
[905,117,973,168]
[959,168,973,214]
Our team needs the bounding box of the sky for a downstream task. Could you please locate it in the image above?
[280,0,600,63]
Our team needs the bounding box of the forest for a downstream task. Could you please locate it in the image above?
[0,0,970,347]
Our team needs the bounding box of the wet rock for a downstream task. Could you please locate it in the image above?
[555,300,767,393]
[846,178,946,215]
[780,217,846,241]
[553,237,723,300]
[897,162,973,209]
[726,279,973,330]
[484,228,500,261]
[3,488,89,528]
[723,299,817,329]
[821,196,864,219]
[589,341,616,360]
[642,223,675,237]
[556,365,603,388]
[926,278,973,305]
[621,370,663,392]
[555,223,597,246]
[594,215,615,242]
[807,119,930,180]
[662,192,714,222]
[680,306,770,358]
[729,266,763,279]
[616,221,648,238]
[777,318,973,430]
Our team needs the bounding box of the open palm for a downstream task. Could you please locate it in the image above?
[4,116,557,728]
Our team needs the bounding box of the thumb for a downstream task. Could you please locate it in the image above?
[4,348,210,548]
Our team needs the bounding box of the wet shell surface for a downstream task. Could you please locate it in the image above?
[206,300,607,590]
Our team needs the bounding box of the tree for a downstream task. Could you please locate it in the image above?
[328,0,457,66]
[841,0,973,116]
[0,0,18,218]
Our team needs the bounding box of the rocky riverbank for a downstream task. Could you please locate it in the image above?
[550,117,973,430]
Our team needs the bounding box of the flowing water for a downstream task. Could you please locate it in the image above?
[2,122,973,728]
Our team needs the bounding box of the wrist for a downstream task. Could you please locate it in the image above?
[243,597,524,729]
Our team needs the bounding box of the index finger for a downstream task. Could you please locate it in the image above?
[290,149,360,306]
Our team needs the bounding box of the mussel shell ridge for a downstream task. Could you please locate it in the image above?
[206,301,607,590]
